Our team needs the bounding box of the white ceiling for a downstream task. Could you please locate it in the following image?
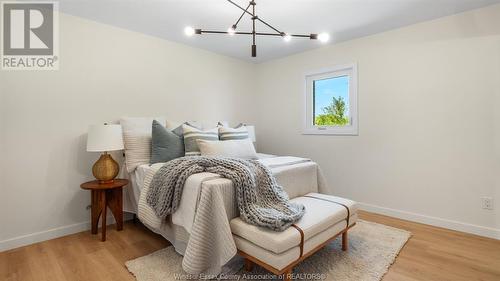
[58,0,500,62]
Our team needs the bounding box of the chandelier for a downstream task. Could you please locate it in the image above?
[184,0,330,57]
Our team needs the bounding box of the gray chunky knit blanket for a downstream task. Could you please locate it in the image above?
[146,156,305,231]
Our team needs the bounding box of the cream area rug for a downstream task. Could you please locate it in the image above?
[126,220,411,281]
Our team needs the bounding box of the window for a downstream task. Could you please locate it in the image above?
[304,64,358,135]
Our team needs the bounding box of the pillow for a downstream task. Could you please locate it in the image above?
[197,139,258,159]
[151,120,185,164]
[218,123,249,140]
[120,117,165,172]
[166,120,201,131]
[170,121,201,136]
[182,124,219,156]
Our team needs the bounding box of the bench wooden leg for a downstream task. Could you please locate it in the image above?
[244,258,254,271]
[342,231,348,251]
[282,269,292,281]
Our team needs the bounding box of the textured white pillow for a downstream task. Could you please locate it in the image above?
[197,139,258,159]
[120,117,165,172]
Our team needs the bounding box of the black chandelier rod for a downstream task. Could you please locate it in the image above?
[252,1,256,56]
[255,16,282,35]
[232,3,251,29]
[227,0,283,35]
[197,29,313,38]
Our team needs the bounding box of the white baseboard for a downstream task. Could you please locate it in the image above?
[0,213,134,252]
[2,204,498,252]
[358,202,500,240]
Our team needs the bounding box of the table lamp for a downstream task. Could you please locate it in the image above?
[87,124,124,183]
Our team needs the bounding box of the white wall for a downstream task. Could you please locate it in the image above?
[0,13,255,250]
[2,5,500,251]
[254,5,500,238]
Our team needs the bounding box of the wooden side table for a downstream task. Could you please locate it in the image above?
[80,179,129,241]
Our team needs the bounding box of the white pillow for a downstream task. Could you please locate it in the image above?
[120,117,165,172]
[197,139,258,159]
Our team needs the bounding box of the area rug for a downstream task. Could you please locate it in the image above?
[126,220,411,281]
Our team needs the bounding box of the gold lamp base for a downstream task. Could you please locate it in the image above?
[92,153,119,184]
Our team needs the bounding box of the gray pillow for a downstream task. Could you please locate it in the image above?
[151,120,185,164]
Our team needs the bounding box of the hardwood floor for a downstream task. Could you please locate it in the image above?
[361,211,500,281]
[1,211,499,281]
[0,222,170,281]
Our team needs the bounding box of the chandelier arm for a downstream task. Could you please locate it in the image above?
[259,32,311,37]
[256,17,282,35]
[227,0,254,17]
[232,3,251,28]
[198,30,248,34]
[291,34,313,38]
[198,30,313,38]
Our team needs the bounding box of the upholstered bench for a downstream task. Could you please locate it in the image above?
[230,193,358,281]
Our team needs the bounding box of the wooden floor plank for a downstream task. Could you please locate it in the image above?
[0,212,499,281]
[360,211,500,281]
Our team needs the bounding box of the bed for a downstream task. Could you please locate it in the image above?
[121,155,328,275]
[118,118,330,275]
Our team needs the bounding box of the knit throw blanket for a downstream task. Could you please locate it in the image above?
[146,156,305,231]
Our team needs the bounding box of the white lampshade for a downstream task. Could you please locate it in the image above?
[246,125,256,142]
[87,124,124,152]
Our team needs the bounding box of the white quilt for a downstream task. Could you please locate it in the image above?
[138,156,328,275]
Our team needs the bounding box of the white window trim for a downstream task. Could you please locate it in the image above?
[303,63,358,135]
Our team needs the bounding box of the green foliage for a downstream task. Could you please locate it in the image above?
[315,96,349,126]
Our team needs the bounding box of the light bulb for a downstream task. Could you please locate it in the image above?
[318,33,330,43]
[184,26,195,37]
[283,33,292,42]
[227,27,236,36]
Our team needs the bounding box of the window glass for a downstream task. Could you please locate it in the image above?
[313,75,350,126]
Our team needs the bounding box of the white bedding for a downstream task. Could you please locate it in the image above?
[123,153,278,213]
